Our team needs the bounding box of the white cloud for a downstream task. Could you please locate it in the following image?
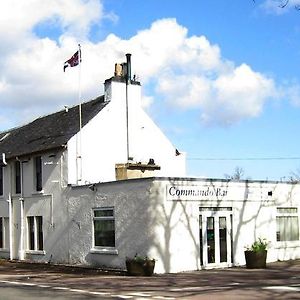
[0,3,297,129]
[0,0,103,40]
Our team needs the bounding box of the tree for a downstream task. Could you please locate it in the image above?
[253,0,300,10]
[288,168,300,183]
[224,166,245,180]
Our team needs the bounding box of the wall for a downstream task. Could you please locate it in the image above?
[63,178,155,269]
[54,177,300,273]
[2,173,299,273]
[148,178,300,272]
[0,150,69,262]
[67,79,186,185]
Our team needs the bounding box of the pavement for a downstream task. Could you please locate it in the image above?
[0,259,299,299]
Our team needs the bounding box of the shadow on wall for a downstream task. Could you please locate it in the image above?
[144,179,282,272]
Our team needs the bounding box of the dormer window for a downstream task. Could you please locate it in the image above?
[35,156,42,192]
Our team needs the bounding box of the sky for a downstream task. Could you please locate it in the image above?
[1,0,300,181]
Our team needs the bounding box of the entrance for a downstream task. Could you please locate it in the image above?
[199,208,232,268]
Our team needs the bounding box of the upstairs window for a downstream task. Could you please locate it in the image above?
[276,207,299,242]
[15,161,21,194]
[0,166,3,196]
[34,156,42,192]
[93,208,115,248]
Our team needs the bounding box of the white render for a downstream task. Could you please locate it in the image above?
[67,79,186,185]
[6,176,297,274]
[62,178,300,273]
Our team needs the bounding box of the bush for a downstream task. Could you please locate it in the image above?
[245,238,268,252]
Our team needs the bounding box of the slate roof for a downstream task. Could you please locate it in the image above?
[0,95,108,160]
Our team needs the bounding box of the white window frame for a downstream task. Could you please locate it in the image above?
[14,161,21,195]
[34,156,43,192]
[0,166,3,197]
[27,216,44,253]
[91,207,117,255]
[0,217,9,250]
[276,207,299,242]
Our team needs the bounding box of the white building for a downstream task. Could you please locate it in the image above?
[0,55,299,273]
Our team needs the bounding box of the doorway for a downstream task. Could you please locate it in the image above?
[199,208,233,268]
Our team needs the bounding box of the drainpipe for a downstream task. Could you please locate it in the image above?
[18,158,25,260]
[8,192,13,260]
[2,154,13,260]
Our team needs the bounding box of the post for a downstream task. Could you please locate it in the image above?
[76,44,82,184]
[125,53,131,161]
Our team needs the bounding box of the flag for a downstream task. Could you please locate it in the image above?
[64,49,81,72]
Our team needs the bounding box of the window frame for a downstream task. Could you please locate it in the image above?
[0,166,3,196]
[92,207,116,250]
[0,217,9,250]
[15,161,21,194]
[276,207,299,242]
[34,156,43,192]
[27,216,44,252]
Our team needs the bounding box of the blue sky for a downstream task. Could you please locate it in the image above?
[1,0,300,180]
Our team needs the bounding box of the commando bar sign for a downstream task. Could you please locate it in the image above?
[167,185,228,201]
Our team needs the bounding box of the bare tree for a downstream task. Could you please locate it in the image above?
[224,166,245,180]
[288,168,300,183]
[253,0,300,10]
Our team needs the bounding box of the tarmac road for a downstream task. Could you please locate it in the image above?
[0,259,299,299]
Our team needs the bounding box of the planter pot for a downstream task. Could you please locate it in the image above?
[126,259,155,276]
[244,250,267,269]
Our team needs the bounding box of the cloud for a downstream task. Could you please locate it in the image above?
[0,3,297,130]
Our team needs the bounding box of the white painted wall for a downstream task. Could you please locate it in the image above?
[2,173,300,273]
[41,177,300,274]
[0,150,69,262]
[67,79,186,185]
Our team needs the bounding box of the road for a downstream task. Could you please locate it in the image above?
[0,260,299,299]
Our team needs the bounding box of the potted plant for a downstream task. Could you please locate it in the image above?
[126,254,156,276]
[244,238,268,269]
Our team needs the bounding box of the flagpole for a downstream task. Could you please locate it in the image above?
[76,44,82,184]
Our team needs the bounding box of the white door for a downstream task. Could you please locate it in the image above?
[199,209,232,268]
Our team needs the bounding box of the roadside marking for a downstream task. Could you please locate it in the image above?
[36,284,50,288]
[0,280,174,299]
[111,295,133,299]
[170,287,203,292]
[88,291,110,296]
[129,292,152,297]
[69,288,89,293]
[263,286,300,292]
[52,287,69,290]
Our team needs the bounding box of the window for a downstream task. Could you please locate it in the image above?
[276,208,299,242]
[15,161,21,194]
[27,216,43,251]
[0,166,3,196]
[34,156,42,192]
[0,217,9,249]
[93,208,115,248]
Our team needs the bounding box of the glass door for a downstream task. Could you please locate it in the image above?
[199,209,232,268]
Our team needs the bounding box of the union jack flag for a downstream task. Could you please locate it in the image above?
[64,48,81,72]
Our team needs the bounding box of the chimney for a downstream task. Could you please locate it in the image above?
[114,63,123,77]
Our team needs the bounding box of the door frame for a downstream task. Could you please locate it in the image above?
[199,208,233,269]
